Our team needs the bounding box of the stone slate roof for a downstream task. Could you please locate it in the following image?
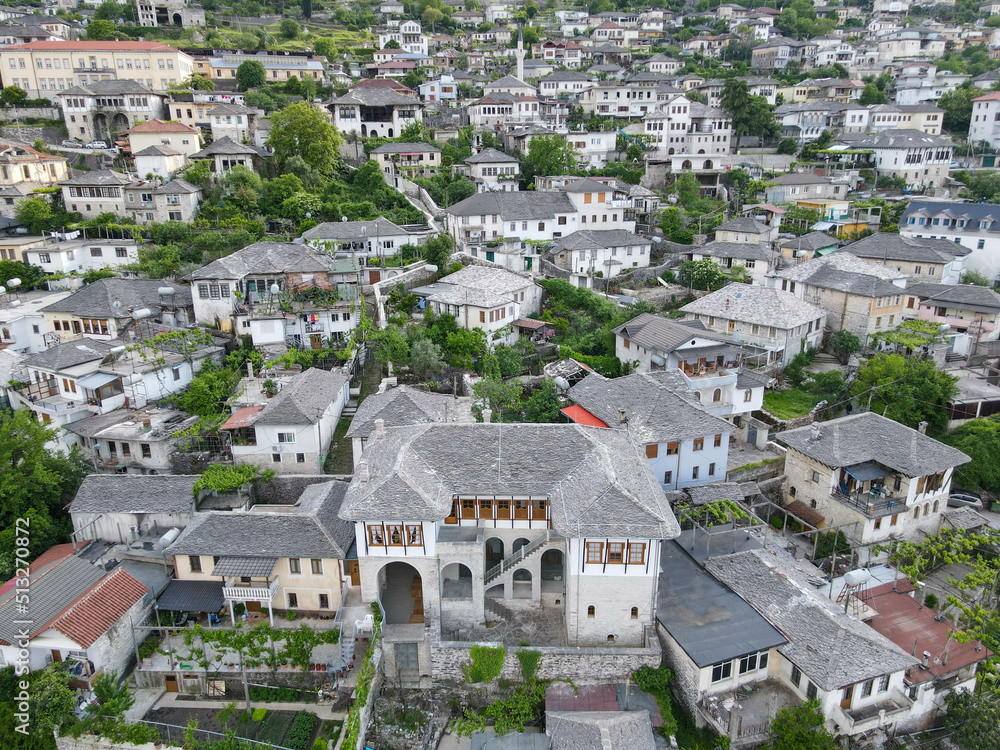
[169,481,353,559]
[693,241,769,261]
[612,312,731,353]
[428,283,509,309]
[330,87,418,106]
[70,474,198,515]
[465,147,517,164]
[851,129,952,149]
[681,283,825,329]
[255,368,349,426]
[840,232,969,263]
[777,231,838,252]
[61,80,159,96]
[486,74,533,89]
[560,176,615,194]
[768,172,832,186]
[370,141,442,154]
[346,385,473,438]
[60,169,132,187]
[552,229,647,253]
[302,217,407,243]
[715,217,770,234]
[190,241,328,280]
[540,70,592,82]
[568,372,733,444]
[779,412,970,477]
[39,278,194,318]
[446,190,576,219]
[706,548,919,691]
[906,282,1000,314]
[341,423,681,540]
[903,199,1000,232]
[153,179,200,195]
[191,135,261,158]
[547,711,657,750]
[774,252,905,297]
[438,264,534,296]
[132,144,183,157]
[23,338,113,372]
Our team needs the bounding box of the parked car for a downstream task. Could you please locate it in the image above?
[84,141,108,150]
[61,140,82,148]
[948,490,983,509]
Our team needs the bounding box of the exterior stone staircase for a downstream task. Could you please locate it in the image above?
[484,530,551,586]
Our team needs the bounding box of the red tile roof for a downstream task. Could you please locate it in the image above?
[221,405,265,430]
[561,404,610,428]
[127,119,198,134]
[5,41,182,51]
[974,91,1000,102]
[45,567,148,648]
[866,581,993,685]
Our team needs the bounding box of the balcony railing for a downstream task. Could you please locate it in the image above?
[222,578,279,602]
[832,490,905,519]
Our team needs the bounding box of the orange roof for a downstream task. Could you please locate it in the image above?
[221,405,265,430]
[127,119,198,135]
[561,405,609,428]
[974,91,1000,102]
[4,40,182,51]
[45,567,149,648]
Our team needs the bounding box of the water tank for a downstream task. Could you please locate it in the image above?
[158,287,175,297]
[128,372,143,384]
[843,569,871,586]
[7,277,20,288]
[0,286,6,294]
[132,308,152,320]
[8,299,20,308]
[159,527,181,547]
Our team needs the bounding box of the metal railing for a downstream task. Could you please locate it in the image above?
[484,530,550,585]
[832,490,903,518]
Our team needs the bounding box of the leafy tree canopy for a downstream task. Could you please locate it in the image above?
[850,353,958,436]
[267,101,343,175]
[236,60,267,91]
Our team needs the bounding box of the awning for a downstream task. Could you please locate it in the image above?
[211,556,277,578]
[513,318,549,330]
[221,405,265,430]
[812,221,836,231]
[787,500,825,529]
[560,405,610,428]
[845,461,889,482]
[77,372,121,389]
[156,580,225,613]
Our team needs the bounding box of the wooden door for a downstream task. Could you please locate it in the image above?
[310,334,323,349]
[50,650,62,663]
[246,601,261,612]
[841,685,853,710]
[531,500,547,521]
[514,499,529,520]
[369,270,381,284]
[164,674,179,693]
[496,498,511,520]
[347,561,360,587]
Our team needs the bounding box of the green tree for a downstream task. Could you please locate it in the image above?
[776,137,798,155]
[424,233,455,271]
[523,380,562,422]
[236,60,267,91]
[179,73,215,91]
[678,258,726,290]
[799,130,834,161]
[858,82,888,105]
[0,85,27,107]
[279,18,301,39]
[371,325,409,368]
[134,243,181,278]
[827,329,861,364]
[473,376,522,418]
[489,344,523,378]
[0,259,45,290]
[769,700,836,750]
[409,338,446,381]
[941,416,1000,493]
[87,672,135,719]
[267,101,343,175]
[301,0,312,19]
[720,78,778,140]
[961,268,994,286]
[944,690,1000,750]
[94,0,134,22]
[850,353,959,436]
[28,667,76,737]
[85,19,118,40]
[15,196,55,234]
[521,135,577,185]
[938,82,977,135]
[384,38,401,49]
[422,6,445,29]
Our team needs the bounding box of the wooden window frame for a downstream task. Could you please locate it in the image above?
[310,559,323,575]
[714,433,722,447]
[188,555,201,573]
[693,437,704,451]
[666,442,679,455]
[586,541,604,564]
[368,524,385,546]
[288,557,301,574]
[607,542,625,564]
[628,542,646,564]
[386,525,404,546]
[514,499,530,520]
[405,524,422,546]
[645,443,658,459]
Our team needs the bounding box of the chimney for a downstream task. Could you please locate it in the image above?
[920,650,931,669]
[918,421,928,435]
[809,423,821,442]
[142,418,152,432]
[618,409,627,425]
[375,418,385,439]
[483,408,492,424]
[358,460,369,482]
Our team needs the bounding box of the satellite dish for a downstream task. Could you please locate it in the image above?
[341,216,348,222]
[269,283,280,295]
[554,376,570,391]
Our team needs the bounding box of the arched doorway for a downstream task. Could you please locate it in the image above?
[387,128,394,137]
[172,13,182,25]
[668,147,675,155]
[703,160,714,169]
[485,538,504,568]
[361,124,368,137]
[380,562,423,624]
[441,563,472,600]
[512,537,529,554]
[541,549,563,581]
[111,113,129,136]
[512,568,531,599]
[682,160,692,170]
[93,113,110,141]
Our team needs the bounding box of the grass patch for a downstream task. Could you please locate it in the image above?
[323,417,354,475]
[255,711,294,746]
[763,388,822,420]
[318,720,343,740]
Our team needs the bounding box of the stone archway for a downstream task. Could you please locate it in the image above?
[93,113,110,141]
[512,537,529,554]
[380,561,423,624]
[512,568,532,599]
[541,549,563,581]
[703,159,714,169]
[485,537,504,568]
[173,12,182,25]
[111,112,129,137]
[441,563,472,600]
[682,160,692,170]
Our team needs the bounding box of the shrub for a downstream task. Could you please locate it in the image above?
[252,708,267,721]
[515,649,541,682]
[285,710,320,750]
[923,593,938,609]
[285,610,298,621]
[464,645,506,683]
[137,635,160,660]
[770,516,784,530]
